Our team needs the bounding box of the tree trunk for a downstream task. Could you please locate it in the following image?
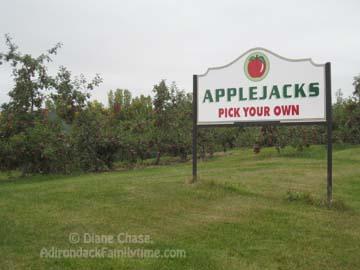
[200,146,206,160]
[155,151,161,165]
[179,148,187,162]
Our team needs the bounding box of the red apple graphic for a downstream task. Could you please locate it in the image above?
[247,55,266,78]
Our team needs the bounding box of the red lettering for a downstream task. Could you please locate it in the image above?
[292,105,299,115]
[256,106,263,116]
[220,105,298,119]
[249,107,256,116]
[218,108,224,118]
[274,105,300,116]
[274,106,281,116]
[229,108,234,117]
[218,108,242,118]
[244,106,271,117]
[282,105,292,115]
[264,106,270,116]
[243,107,249,117]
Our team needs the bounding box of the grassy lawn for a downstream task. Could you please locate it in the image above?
[1,145,360,269]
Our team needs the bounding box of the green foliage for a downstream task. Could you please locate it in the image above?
[108,88,132,115]
[0,35,103,173]
[166,84,192,161]
[214,127,241,152]
[71,107,120,172]
[333,90,360,144]
[152,80,172,164]
[113,94,154,163]
[150,81,193,163]
[198,128,216,159]
[1,34,360,174]
[0,119,74,173]
[50,66,102,123]
[0,34,61,115]
[235,127,260,148]
[353,74,360,99]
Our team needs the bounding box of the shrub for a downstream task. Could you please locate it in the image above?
[0,120,75,174]
[71,109,121,172]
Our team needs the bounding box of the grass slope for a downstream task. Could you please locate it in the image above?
[1,145,360,270]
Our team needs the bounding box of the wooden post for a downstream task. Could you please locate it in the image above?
[192,75,198,182]
[325,62,332,206]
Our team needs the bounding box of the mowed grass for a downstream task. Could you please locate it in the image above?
[1,145,360,270]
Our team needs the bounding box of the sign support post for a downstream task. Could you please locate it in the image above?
[192,75,198,182]
[325,62,332,205]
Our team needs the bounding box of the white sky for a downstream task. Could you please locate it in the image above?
[0,0,359,105]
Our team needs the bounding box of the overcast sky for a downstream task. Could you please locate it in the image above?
[0,0,359,105]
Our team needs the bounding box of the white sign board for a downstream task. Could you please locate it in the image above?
[196,48,327,125]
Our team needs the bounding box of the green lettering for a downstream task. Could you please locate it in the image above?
[309,82,319,97]
[215,89,225,102]
[249,86,258,100]
[269,85,280,99]
[202,89,214,103]
[259,86,267,100]
[295,83,306,98]
[239,87,247,101]
[283,84,292,98]
[227,88,237,101]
